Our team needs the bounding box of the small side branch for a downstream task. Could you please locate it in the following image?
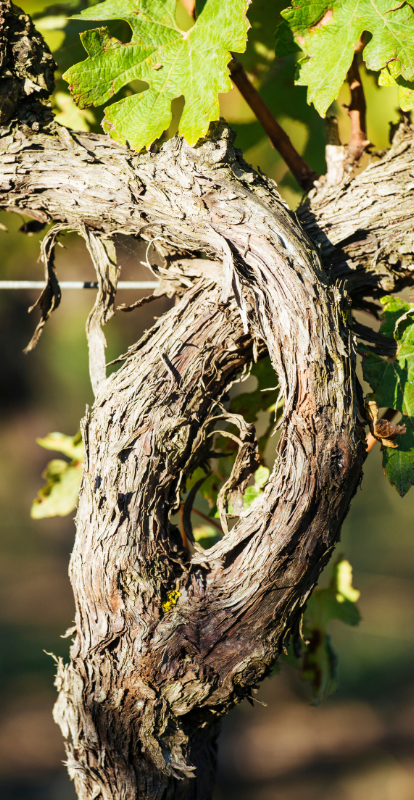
[346,48,370,160]
[229,57,318,191]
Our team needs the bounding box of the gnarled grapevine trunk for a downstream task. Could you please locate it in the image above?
[2,2,414,798]
[46,128,366,799]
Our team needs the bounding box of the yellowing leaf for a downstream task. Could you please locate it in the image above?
[64,0,250,149]
[36,430,84,461]
[31,432,84,519]
[31,459,83,518]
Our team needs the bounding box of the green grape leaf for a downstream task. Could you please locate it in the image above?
[242,465,270,509]
[31,432,84,518]
[382,415,414,496]
[274,18,300,58]
[379,62,414,111]
[362,296,414,416]
[276,0,414,117]
[230,355,278,423]
[301,559,361,703]
[376,295,412,340]
[63,0,250,149]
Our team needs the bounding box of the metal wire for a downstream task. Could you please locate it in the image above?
[0,281,160,290]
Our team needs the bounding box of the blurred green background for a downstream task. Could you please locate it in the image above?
[1,0,414,798]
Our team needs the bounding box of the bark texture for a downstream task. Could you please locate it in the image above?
[51,132,366,798]
[298,123,414,299]
[2,3,414,799]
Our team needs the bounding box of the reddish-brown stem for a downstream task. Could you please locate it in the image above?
[346,49,370,160]
[192,506,223,533]
[229,57,318,191]
[180,0,195,18]
[366,408,398,453]
[178,502,188,549]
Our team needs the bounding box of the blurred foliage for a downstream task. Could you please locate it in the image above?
[363,297,414,496]
[283,559,361,704]
[31,432,83,518]
[182,354,279,525]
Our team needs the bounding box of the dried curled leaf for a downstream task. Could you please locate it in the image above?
[365,400,406,449]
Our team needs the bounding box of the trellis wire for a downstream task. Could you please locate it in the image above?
[0,281,160,289]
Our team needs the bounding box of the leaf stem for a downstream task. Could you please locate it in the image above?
[180,0,195,17]
[229,57,318,191]
[346,49,370,160]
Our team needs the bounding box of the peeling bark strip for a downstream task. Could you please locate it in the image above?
[81,231,119,396]
[1,3,414,798]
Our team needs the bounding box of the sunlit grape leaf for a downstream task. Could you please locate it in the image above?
[36,430,84,461]
[31,459,83,518]
[275,0,414,117]
[376,295,412,340]
[242,465,269,509]
[382,415,414,496]
[362,296,414,417]
[63,0,250,149]
[379,63,414,111]
[300,559,361,703]
[31,432,84,518]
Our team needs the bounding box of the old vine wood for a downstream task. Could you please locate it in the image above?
[2,0,414,797]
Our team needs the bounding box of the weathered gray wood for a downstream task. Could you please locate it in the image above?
[298,123,414,299]
[45,125,365,799]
